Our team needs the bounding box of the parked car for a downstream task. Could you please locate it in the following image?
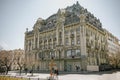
[99,63,112,71]
[0,66,6,74]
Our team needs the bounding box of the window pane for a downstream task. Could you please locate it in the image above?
[67,50,71,57]
[76,50,81,56]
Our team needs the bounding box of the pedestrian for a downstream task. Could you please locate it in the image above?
[24,68,28,75]
[54,68,59,80]
[51,68,54,79]
[76,65,78,72]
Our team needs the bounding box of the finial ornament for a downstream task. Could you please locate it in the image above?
[76,1,80,6]
[76,1,79,4]
[26,28,28,32]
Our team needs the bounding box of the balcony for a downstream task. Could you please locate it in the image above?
[65,55,81,60]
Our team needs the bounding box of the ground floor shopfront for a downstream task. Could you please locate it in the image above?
[33,58,90,72]
[26,47,106,72]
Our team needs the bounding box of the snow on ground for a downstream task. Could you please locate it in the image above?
[1,71,120,80]
[58,72,120,80]
[99,71,120,80]
[59,74,100,80]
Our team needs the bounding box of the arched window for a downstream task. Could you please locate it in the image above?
[39,52,44,60]
[49,51,55,59]
[39,52,42,58]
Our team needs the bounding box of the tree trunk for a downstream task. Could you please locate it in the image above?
[6,70,8,75]
[25,68,28,75]
[19,67,22,75]
[5,66,9,75]
[32,71,33,76]
[31,65,34,76]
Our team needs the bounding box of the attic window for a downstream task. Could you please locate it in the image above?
[48,22,52,24]
[53,20,56,23]
[47,22,52,28]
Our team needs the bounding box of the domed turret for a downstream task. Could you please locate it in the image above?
[37,18,43,22]
[33,18,44,30]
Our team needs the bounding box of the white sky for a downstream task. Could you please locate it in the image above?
[0,0,120,50]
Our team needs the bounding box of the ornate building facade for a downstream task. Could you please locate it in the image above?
[24,2,108,71]
[105,29,120,55]
[104,29,120,68]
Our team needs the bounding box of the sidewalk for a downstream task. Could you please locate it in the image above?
[0,70,120,80]
[1,72,50,80]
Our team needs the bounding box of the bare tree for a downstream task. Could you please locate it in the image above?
[4,57,13,74]
[108,51,120,69]
[24,63,28,75]
[17,57,25,75]
[0,50,13,74]
[29,53,37,76]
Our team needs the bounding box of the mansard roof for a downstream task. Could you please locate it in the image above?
[64,11,80,25]
[28,1,103,33]
[41,14,57,31]
[46,14,57,22]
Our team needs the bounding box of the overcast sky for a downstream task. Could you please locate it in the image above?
[0,0,120,50]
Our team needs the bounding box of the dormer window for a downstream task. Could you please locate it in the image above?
[53,20,56,23]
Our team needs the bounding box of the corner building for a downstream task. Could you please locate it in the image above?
[25,2,107,71]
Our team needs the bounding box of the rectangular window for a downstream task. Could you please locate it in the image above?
[71,39,74,45]
[77,37,80,44]
[71,50,75,56]
[76,27,80,34]
[53,42,56,48]
[76,50,81,56]
[67,50,71,57]
[65,30,69,36]
[65,38,69,45]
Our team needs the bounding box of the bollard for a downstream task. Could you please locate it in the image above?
[38,78,39,80]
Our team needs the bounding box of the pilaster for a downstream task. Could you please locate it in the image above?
[74,29,77,45]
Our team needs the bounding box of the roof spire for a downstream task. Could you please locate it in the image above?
[26,28,28,32]
[76,1,80,6]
